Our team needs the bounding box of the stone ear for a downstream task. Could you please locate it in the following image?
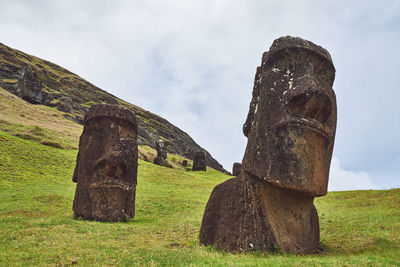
[243,66,262,137]
[72,150,80,183]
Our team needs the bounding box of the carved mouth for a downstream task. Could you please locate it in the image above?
[88,179,133,192]
[280,117,330,141]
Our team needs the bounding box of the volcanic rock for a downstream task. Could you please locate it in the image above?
[232,162,242,176]
[72,104,138,222]
[0,43,226,173]
[199,36,337,254]
[192,151,206,171]
[153,139,168,166]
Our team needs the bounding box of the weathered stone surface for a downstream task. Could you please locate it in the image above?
[72,104,138,222]
[153,139,168,166]
[232,162,242,176]
[192,151,206,171]
[200,36,337,254]
[182,160,188,167]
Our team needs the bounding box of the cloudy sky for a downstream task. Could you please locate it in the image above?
[1,0,399,191]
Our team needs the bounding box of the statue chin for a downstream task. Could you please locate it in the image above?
[87,186,135,222]
[266,124,331,197]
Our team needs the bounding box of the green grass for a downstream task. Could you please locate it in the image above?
[1,45,398,265]
[0,87,82,150]
[1,130,399,266]
[0,78,18,84]
[1,43,229,173]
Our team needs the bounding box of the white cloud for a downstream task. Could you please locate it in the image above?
[328,157,379,191]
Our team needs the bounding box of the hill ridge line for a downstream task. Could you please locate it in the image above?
[0,43,226,173]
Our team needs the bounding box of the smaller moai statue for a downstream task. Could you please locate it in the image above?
[232,162,242,176]
[72,104,138,222]
[192,151,206,171]
[182,160,188,167]
[153,139,167,166]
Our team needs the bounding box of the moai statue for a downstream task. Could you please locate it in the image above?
[199,36,337,254]
[192,151,206,171]
[72,104,138,222]
[153,139,167,166]
[182,160,188,167]
[232,162,242,176]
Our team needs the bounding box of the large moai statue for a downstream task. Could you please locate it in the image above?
[199,36,337,254]
[192,151,206,171]
[153,139,167,166]
[232,162,242,176]
[72,104,138,222]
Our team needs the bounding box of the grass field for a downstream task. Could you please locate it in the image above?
[1,89,399,266]
[0,130,399,266]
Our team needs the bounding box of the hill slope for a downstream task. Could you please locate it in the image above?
[0,43,226,172]
[0,91,399,266]
[0,130,399,266]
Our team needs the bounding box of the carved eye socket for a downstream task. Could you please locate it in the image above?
[313,59,335,86]
[95,159,127,178]
[118,124,136,140]
[288,92,332,124]
[85,120,97,131]
[113,119,135,140]
[85,118,111,132]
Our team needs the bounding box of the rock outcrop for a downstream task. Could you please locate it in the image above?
[0,43,226,172]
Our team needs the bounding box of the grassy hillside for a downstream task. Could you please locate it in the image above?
[0,87,192,169]
[0,43,226,172]
[0,133,399,266]
[0,87,399,266]
[0,87,82,149]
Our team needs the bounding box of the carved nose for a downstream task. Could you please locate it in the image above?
[288,91,332,124]
[95,157,127,178]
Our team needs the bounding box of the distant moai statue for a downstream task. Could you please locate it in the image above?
[192,151,206,171]
[200,36,337,254]
[182,160,188,167]
[153,139,167,166]
[232,162,242,176]
[72,104,138,222]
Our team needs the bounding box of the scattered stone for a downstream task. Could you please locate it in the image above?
[182,160,188,167]
[72,104,138,222]
[169,242,179,247]
[57,96,74,113]
[232,162,242,176]
[192,151,206,171]
[40,141,63,149]
[153,139,167,166]
[199,36,337,254]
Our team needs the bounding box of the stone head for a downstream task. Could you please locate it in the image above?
[242,36,337,196]
[193,151,206,171]
[232,162,242,176]
[73,104,138,221]
[155,139,167,159]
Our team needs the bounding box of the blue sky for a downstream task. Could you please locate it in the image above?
[1,0,399,190]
